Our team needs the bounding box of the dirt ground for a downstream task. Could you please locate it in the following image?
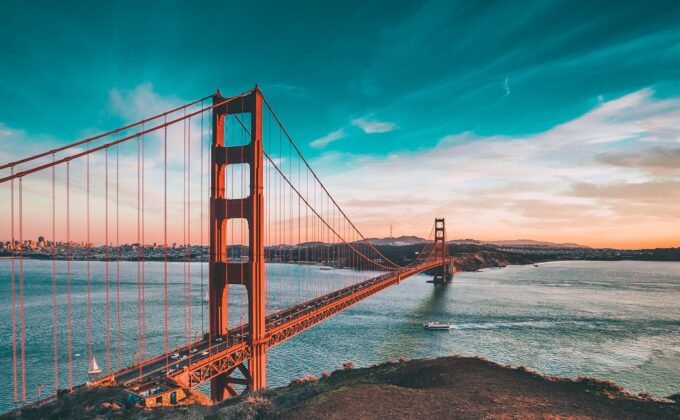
[280,357,680,420]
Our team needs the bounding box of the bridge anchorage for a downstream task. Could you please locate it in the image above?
[1,85,453,411]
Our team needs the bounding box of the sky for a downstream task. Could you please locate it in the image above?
[1,0,680,248]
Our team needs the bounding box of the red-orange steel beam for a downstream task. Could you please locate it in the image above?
[174,258,449,389]
[209,90,230,401]
[100,258,449,394]
[247,88,267,392]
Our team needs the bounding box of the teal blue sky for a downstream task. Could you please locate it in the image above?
[2,0,680,247]
[1,0,679,153]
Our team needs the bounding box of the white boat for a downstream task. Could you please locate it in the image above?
[88,356,101,375]
[203,290,209,302]
[423,321,451,330]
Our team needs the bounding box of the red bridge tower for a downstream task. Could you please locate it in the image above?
[432,218,454,284]
[209,87,266,401]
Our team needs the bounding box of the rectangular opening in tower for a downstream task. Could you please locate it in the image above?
[225,163,250,200]
[226,218,249,261]
[225,114,252,147]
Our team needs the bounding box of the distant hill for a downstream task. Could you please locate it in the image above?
[451,239,589,249]
[365,235,428,246]
[365,236,589,248]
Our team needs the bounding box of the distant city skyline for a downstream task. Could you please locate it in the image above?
[1,1,680,248]
[1,232,676,252]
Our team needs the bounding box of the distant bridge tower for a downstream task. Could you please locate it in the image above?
[209,87,266,401]
[432,218,454,284]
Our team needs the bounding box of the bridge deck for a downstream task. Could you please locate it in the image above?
[103,259,450,390]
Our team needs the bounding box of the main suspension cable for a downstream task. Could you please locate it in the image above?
[0,95,211,171]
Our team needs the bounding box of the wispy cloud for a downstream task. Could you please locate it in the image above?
[351,118,397,134]
[0,123,29,163]
[598,147,680,176]
[310,128,345,148]
[266,83,310,97]
[310,117,397,149]
[109,83,181,121]
[312,88,680,248]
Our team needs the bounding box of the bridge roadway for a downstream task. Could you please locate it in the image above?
[103,258,450,390]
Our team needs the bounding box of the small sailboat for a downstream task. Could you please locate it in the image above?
[88,355,101,375]
[204,290,209,302]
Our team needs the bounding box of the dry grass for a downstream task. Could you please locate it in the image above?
[218,394,275,420]
[290,374,319,386]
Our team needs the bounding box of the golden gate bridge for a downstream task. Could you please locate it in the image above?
[0,86,453,408]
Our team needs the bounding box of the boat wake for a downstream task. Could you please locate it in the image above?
[448,320,559,330]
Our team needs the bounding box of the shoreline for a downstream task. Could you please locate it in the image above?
[2,254,679,269]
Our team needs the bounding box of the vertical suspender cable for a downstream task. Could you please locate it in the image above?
[116,144,121,370]
[186,112,191,342]
[240,115,245,335]
[66,163,72,392]
[305,165,309,301]
[52,154,59,394]
[200,101,205,333]
[11,169,17,404]
[141,125,146,359]
[183,112,187,343]
[187,116,192,342]
[164,117,169,371]
[87,150,92,372]
[137,132,142,379]
[296,153,302,303]
[19,177,26,403]
[105,149,110,373]
[241,119,246,336]
[289,136,293,304]
[52,155,59,392]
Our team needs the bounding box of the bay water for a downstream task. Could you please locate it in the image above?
[1,259,678,411]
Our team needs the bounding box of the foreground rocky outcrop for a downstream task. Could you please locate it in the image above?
[6,356,678,419]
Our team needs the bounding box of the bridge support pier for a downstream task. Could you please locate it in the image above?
[210,374,229,401]
[209,86,267,401]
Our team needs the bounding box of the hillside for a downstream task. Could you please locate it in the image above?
[7,356,679,419]
[451,239,590,248]
[365,235,428,246]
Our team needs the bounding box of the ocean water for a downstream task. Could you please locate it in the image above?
[0,260,679,411]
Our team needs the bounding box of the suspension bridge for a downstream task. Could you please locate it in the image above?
[0,86,453,409]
